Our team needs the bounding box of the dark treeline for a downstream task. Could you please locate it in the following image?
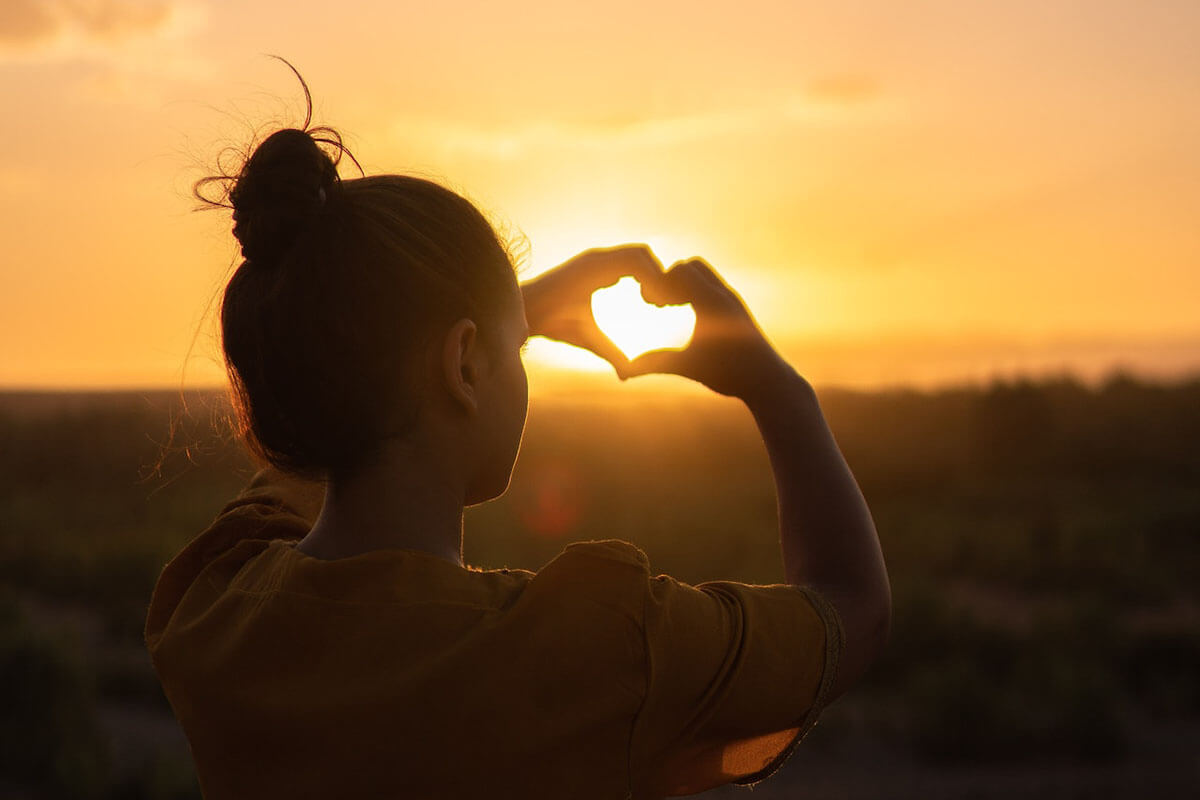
[1,372,1197,798]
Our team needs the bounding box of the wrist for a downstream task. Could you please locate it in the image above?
[739,359,815,414]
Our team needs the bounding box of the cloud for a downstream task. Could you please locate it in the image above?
[0,1,59,48]
[0,0,201,60]
[394,80,892,161]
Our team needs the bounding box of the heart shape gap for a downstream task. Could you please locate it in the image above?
[591,276,696,361]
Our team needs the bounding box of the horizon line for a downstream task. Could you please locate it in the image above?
[2,364,1197,398]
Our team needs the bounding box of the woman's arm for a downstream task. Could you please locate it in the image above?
[742,368,890,699]
[625,258,891,701]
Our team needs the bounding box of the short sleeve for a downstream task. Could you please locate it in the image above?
[629,572,844,796]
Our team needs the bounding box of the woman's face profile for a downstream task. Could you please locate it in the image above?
[466,279,530,505]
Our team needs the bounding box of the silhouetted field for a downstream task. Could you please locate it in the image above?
[2,373,1198,798]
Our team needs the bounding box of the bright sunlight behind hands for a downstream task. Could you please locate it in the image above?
[591,277,696,360]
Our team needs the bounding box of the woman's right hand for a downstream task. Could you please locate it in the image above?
[625,258,794,400]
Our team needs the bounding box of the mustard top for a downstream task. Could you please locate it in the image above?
[145,468,842,799]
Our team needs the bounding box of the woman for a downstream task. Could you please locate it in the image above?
[145,97,890,799]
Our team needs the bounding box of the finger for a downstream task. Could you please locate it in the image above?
[638,261,692,305]
[576,326,633,379]
[580,244,665,288]
[677,258,734,298]
[624,348,687,379]
[676,258,749,314]
[641,259,726,310]
[686,256,729,290]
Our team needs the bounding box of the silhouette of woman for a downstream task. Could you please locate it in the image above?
[145,71,890,800]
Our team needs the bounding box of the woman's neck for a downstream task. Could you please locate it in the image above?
[296,438,467,567]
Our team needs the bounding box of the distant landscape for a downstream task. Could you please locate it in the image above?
[2,373,1198,798]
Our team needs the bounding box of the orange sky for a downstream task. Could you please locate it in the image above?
[1,0,1198,391]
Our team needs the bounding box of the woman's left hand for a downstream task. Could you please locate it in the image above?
[521,244,665,378]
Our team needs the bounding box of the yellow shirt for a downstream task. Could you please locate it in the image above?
[145,468,843,799]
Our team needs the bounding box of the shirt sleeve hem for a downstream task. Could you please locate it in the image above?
[729,584,846,787]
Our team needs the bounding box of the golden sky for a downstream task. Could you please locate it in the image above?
[2,0,1198,390]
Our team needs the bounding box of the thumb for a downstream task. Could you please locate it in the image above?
[624,348,686,379]
[577,327,633,380]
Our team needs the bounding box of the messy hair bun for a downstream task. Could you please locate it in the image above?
[229,128,339,265]
[194,59,357,267]
[195,60,519,478]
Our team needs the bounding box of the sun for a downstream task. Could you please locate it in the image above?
[590,277,695,360]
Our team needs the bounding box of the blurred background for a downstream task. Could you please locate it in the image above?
[2,0,1198,797]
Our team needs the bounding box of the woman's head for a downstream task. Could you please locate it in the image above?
[208,124,527,493]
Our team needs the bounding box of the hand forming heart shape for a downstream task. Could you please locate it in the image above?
[526,246,785,396]
[522,244,677,377]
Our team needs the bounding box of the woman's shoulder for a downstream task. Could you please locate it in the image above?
[555,538,651,569]
[515,539,654,622]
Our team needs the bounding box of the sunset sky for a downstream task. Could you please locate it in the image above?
[2,0,1198,391]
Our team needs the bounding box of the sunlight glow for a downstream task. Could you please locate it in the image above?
[591,277,696,360]
[9,7,1200,391]
[523,337,611,372]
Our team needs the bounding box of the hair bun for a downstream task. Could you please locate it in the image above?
[229,128,338,265]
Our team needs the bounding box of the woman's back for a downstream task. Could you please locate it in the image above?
[146,469,842,799]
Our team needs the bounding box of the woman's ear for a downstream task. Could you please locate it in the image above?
[441,318,481,413]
